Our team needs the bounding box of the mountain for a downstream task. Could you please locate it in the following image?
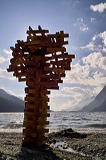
[0,89,24,112]
[80,86,106,112]
[65,96,95,111]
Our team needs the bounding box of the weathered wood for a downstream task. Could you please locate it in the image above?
[25,95,49,102]
[22,136,48,145]
[27,29,49,34]
[25,102,50,110]
[7,25,75,147]
[47,33,69,38]
[52,53,75,59]
[23,120,49,127]
[46,47,66,53]
[44,67,65,73]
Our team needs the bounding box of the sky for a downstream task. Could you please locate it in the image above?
[0,0,106,111]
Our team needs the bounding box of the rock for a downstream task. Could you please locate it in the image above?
[63,145,68,149]
[50,128,87,139]
[0,158,5,160]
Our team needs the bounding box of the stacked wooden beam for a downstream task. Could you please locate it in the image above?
[7,26,75,147]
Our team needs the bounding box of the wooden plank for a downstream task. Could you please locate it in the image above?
[22,136,48,143]
[12,66,26,71]
[13,71,26,77]
[60,73,66,77]
[44,67,65,73]
[7,66,15,72]
[26,81,36,87]
[27,29,49,34]
[58,80,63,83]
[25,61,40,67]
[38,73,60,79]
[52,54,75,59]
[23,130,37,138]
[25,87,50,95]
[24,112,50,118]
[46,47,66,53]
[25,41,68,48]
[23,120,49,127]
[34,120,49,126]
[25,102,50,110]
[25,40,49,46]
[24,107,49,113]
[25,41,40,45]
[25,95,49,102]
[11,48,20,52]
[26,81,58,88]
[19,77,27,82]
[48,86,59,90]
[47,33,69,38]
[50,60,68,65]
[23,128,49,135]
[13,72,27,78]
[23,120,35,127]
[37,81,58,87]
[25,96,42,102]
[52,40,68,45]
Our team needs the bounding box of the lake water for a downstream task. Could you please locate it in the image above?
[0,112,106,133]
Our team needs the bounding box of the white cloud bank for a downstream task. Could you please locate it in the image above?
[49,29,106,111]
[90,3,106,13]
[49,50,106,111]
[80,31,106,52]
[65,52,106,86]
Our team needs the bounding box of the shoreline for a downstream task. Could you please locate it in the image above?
[0,123,106,134]
[0,128,106,160]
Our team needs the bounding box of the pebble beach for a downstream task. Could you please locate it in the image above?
[0,128,106,160]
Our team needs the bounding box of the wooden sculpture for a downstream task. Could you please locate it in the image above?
[7,26,75,147]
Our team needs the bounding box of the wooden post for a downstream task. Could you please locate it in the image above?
[7,26,75,147]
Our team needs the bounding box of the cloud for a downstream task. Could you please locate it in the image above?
[74,18,89,32]
[90,17,96,22]
[49,51,106,111]
[90,3,106,13]
[80,31,106,51]
[61,0,79,8]
[103,47,106,52]
[58,100,77,111]
[3,49,12,58]
[49,91,70,98]
[64,52,106,87]
[92,31,106,46]
[62,86,94,100]
[80,42,96,51]
[0,68,15,80]
[82,52,106,70]
[50,85,100,111]
[0,49,12,64]
[0,56,6,64]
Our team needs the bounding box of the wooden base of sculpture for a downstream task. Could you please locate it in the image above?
[23,86,50,146]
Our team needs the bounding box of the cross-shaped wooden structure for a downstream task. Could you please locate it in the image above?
[7,26,75,147]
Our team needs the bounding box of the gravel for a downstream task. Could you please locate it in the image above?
[0,129,106,160]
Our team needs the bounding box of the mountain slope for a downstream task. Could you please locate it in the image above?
[80,86,106,112]
[65,96,95,111]
[0,89,24,112]
[0,89,24,105]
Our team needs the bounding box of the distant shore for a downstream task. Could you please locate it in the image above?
[0,129,106,160]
